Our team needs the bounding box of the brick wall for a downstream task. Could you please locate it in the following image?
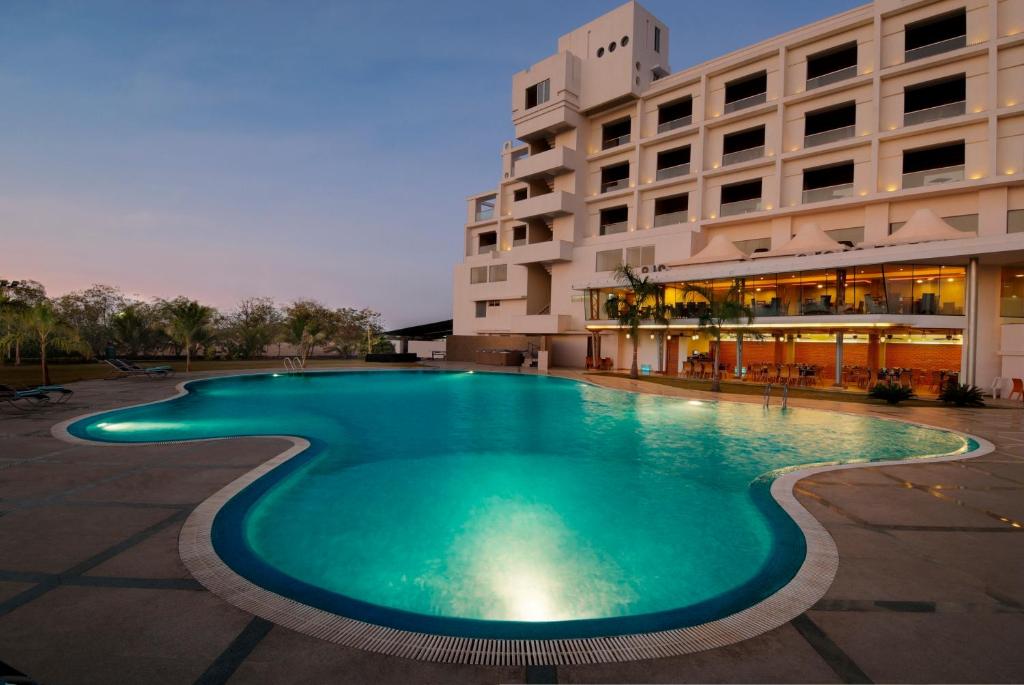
[716,340,958,376]
[884,343,961,371]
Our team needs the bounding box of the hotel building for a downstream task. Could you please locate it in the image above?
[451,0,1024,391]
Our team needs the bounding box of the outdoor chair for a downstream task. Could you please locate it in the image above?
[0,384,51,410]
[1010,378,1024,401]
[105,359,175,378]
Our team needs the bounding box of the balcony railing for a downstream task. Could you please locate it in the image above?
[601,178,630,193]
[724,92,767,114]
[902,164,965,189]
[719,197,763,217]
[602,133,631,150]
[805,65,858,91]
[722,145,764,166]
[656,163,691,181]
[804,125,855,148]
[905,34,967,62]
[802,182,855,204]
[656,115,693,134]
[599,221,628,236]
[474,209,494,222]
[903,100,966,127]
[653,210,688,227]
[478,244,497,255]
[512,238,527,247]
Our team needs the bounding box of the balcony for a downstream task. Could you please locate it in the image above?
[474,209,494,222]
[905,34,966,62]
[654,210,688,228]
[802,183,855,204]
[657,115,693,134]
[511,191,576,221]
[514,147,579,181]
[509,239,574,265]
[656,163,690,181]
[804,125,855,148]
[903,100,966,127]
[599,220,628,236]
[722,145,764,167]
[719,198,763,217]
[601,177,630,193]
[806,65,858,91]
[510,313,572,334]
[724,92,766,114]
[602,133,631,150]
[902,164,965,189]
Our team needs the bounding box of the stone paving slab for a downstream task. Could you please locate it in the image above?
[84,524,193,580]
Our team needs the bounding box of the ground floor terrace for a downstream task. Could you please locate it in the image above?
[0,364,1022,683]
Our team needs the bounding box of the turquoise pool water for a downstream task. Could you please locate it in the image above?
[68,370,971,639]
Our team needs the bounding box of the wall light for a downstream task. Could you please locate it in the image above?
[886,184,898,192]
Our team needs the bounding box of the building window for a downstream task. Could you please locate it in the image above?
[513,188,528,202]
[656,145,691,180]
[804,101,856,147]
[1009,209,1024,234]
[475,301,487,318]
[902,140,965,188]
[478,231,497,254]
[802,161,855,203]
[654,193,688,227]
[904,74,967,126]
[488,264,507,282]
[657,96,692,133]
[889,213,977,234]
[826,226,865,247]
[806,41,858,90]
[600,162,630,193]
[905,8,967,62]
[724,71,767,113]
[602,118,631,150]
[722,125,765,166]
[654,26,661,53]
[525,79,550,109]
[596,249,623,272]
[1001,267,1024,317]
[734,237,772,255]
[474,195,495,221]
[625,245,655,268]
[470,267,488,284]
[599,206,629,235]
[720,179,763,216]
[512,225,527,247]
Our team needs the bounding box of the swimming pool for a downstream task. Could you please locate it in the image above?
[65,370,974,644]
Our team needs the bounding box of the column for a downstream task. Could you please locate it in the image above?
[735,333,744,378]
[833,332,844,386]
[774,334,784,365]
[963,258,980,386]
[867,333,880,374]
[785,334,796,364]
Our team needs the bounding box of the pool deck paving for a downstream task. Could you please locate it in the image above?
[0,365,1022,684]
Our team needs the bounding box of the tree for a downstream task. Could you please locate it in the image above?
[283,300,338,365]
[54,284,127,358]
[332,307,388,357]
[683,280,754,392]
[3,301,88,385]
[0,280,46,365]
[613,264,665,379]
[112,302,166,358]
[162,298,216,372]
[221,298,283,359]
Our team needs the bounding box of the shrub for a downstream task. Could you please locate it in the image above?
[868,382,916,405]
[939,382,986,407]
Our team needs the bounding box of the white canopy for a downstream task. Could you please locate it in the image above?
[754,222,846,258]
[869,208,975,247]
[682,233,748,265]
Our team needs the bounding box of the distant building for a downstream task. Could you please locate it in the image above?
[451,0,1024,391]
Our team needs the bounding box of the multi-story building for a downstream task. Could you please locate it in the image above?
[452,0,1024,391]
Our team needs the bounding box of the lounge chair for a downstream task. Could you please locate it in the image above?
[0,384,51,410]
[34,385,74,403]
[103,359,175,378]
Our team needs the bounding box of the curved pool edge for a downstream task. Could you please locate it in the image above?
[49,369,995,665]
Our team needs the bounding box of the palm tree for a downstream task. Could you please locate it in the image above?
[683,280,754,392]
[0,299,29,365]
[164,299,216,372]
[4,302,88,385]
[613,264,665,379]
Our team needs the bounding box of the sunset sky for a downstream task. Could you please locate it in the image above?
[2,0,858,327]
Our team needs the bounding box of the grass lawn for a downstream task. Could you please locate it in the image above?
[0,359,419,387]
[591,371,965,408]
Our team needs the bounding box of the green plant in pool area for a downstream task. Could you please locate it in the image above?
[938,382,986,407]
[868,382,916,405]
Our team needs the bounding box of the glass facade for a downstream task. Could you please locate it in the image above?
[584,264,966,320]
[1000,267,1024,318]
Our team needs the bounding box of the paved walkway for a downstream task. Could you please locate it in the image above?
[0,367,1022,683]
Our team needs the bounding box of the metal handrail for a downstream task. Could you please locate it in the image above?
[720,197,763,217]
[600,178,630,193]
[903,100,966,127]
[905,35,966,62]
[656,163,690,181]
[722,145,764,166]
[602,134,631,150]
[599,220,628,236]
[805,64,858,90]
[802,183,855,204]
[724,92,767,114]
[653,210,688,227]
[804,125,855,148]
[902,164,965,189]
[657,115,693,134]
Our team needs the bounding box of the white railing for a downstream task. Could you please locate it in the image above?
[805,64,858,90]
[720,198,763,217]
[601,178,630,193]
[802,183,855,204]
[804,125,855,148]
[478,244,497,255]
[654,211,688,227]
[902,164,965,189]
[512,238,527,247]
[903,100,966,127]
[474,209,494,222]
[722,145,764,166]
[905,34,966,62]
[657,115,692,134]
[724,91,767,114]
[656,163,690,181]
[602,133,631,150]
[599,221,628,236]
[283,357,305,373]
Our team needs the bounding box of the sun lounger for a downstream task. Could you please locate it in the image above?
[0,384,51,410]
[103,359,175,378]
[34,385,74,403]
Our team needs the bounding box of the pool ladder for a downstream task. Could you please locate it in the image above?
[762,383,788,410]
[283,357,305,374]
